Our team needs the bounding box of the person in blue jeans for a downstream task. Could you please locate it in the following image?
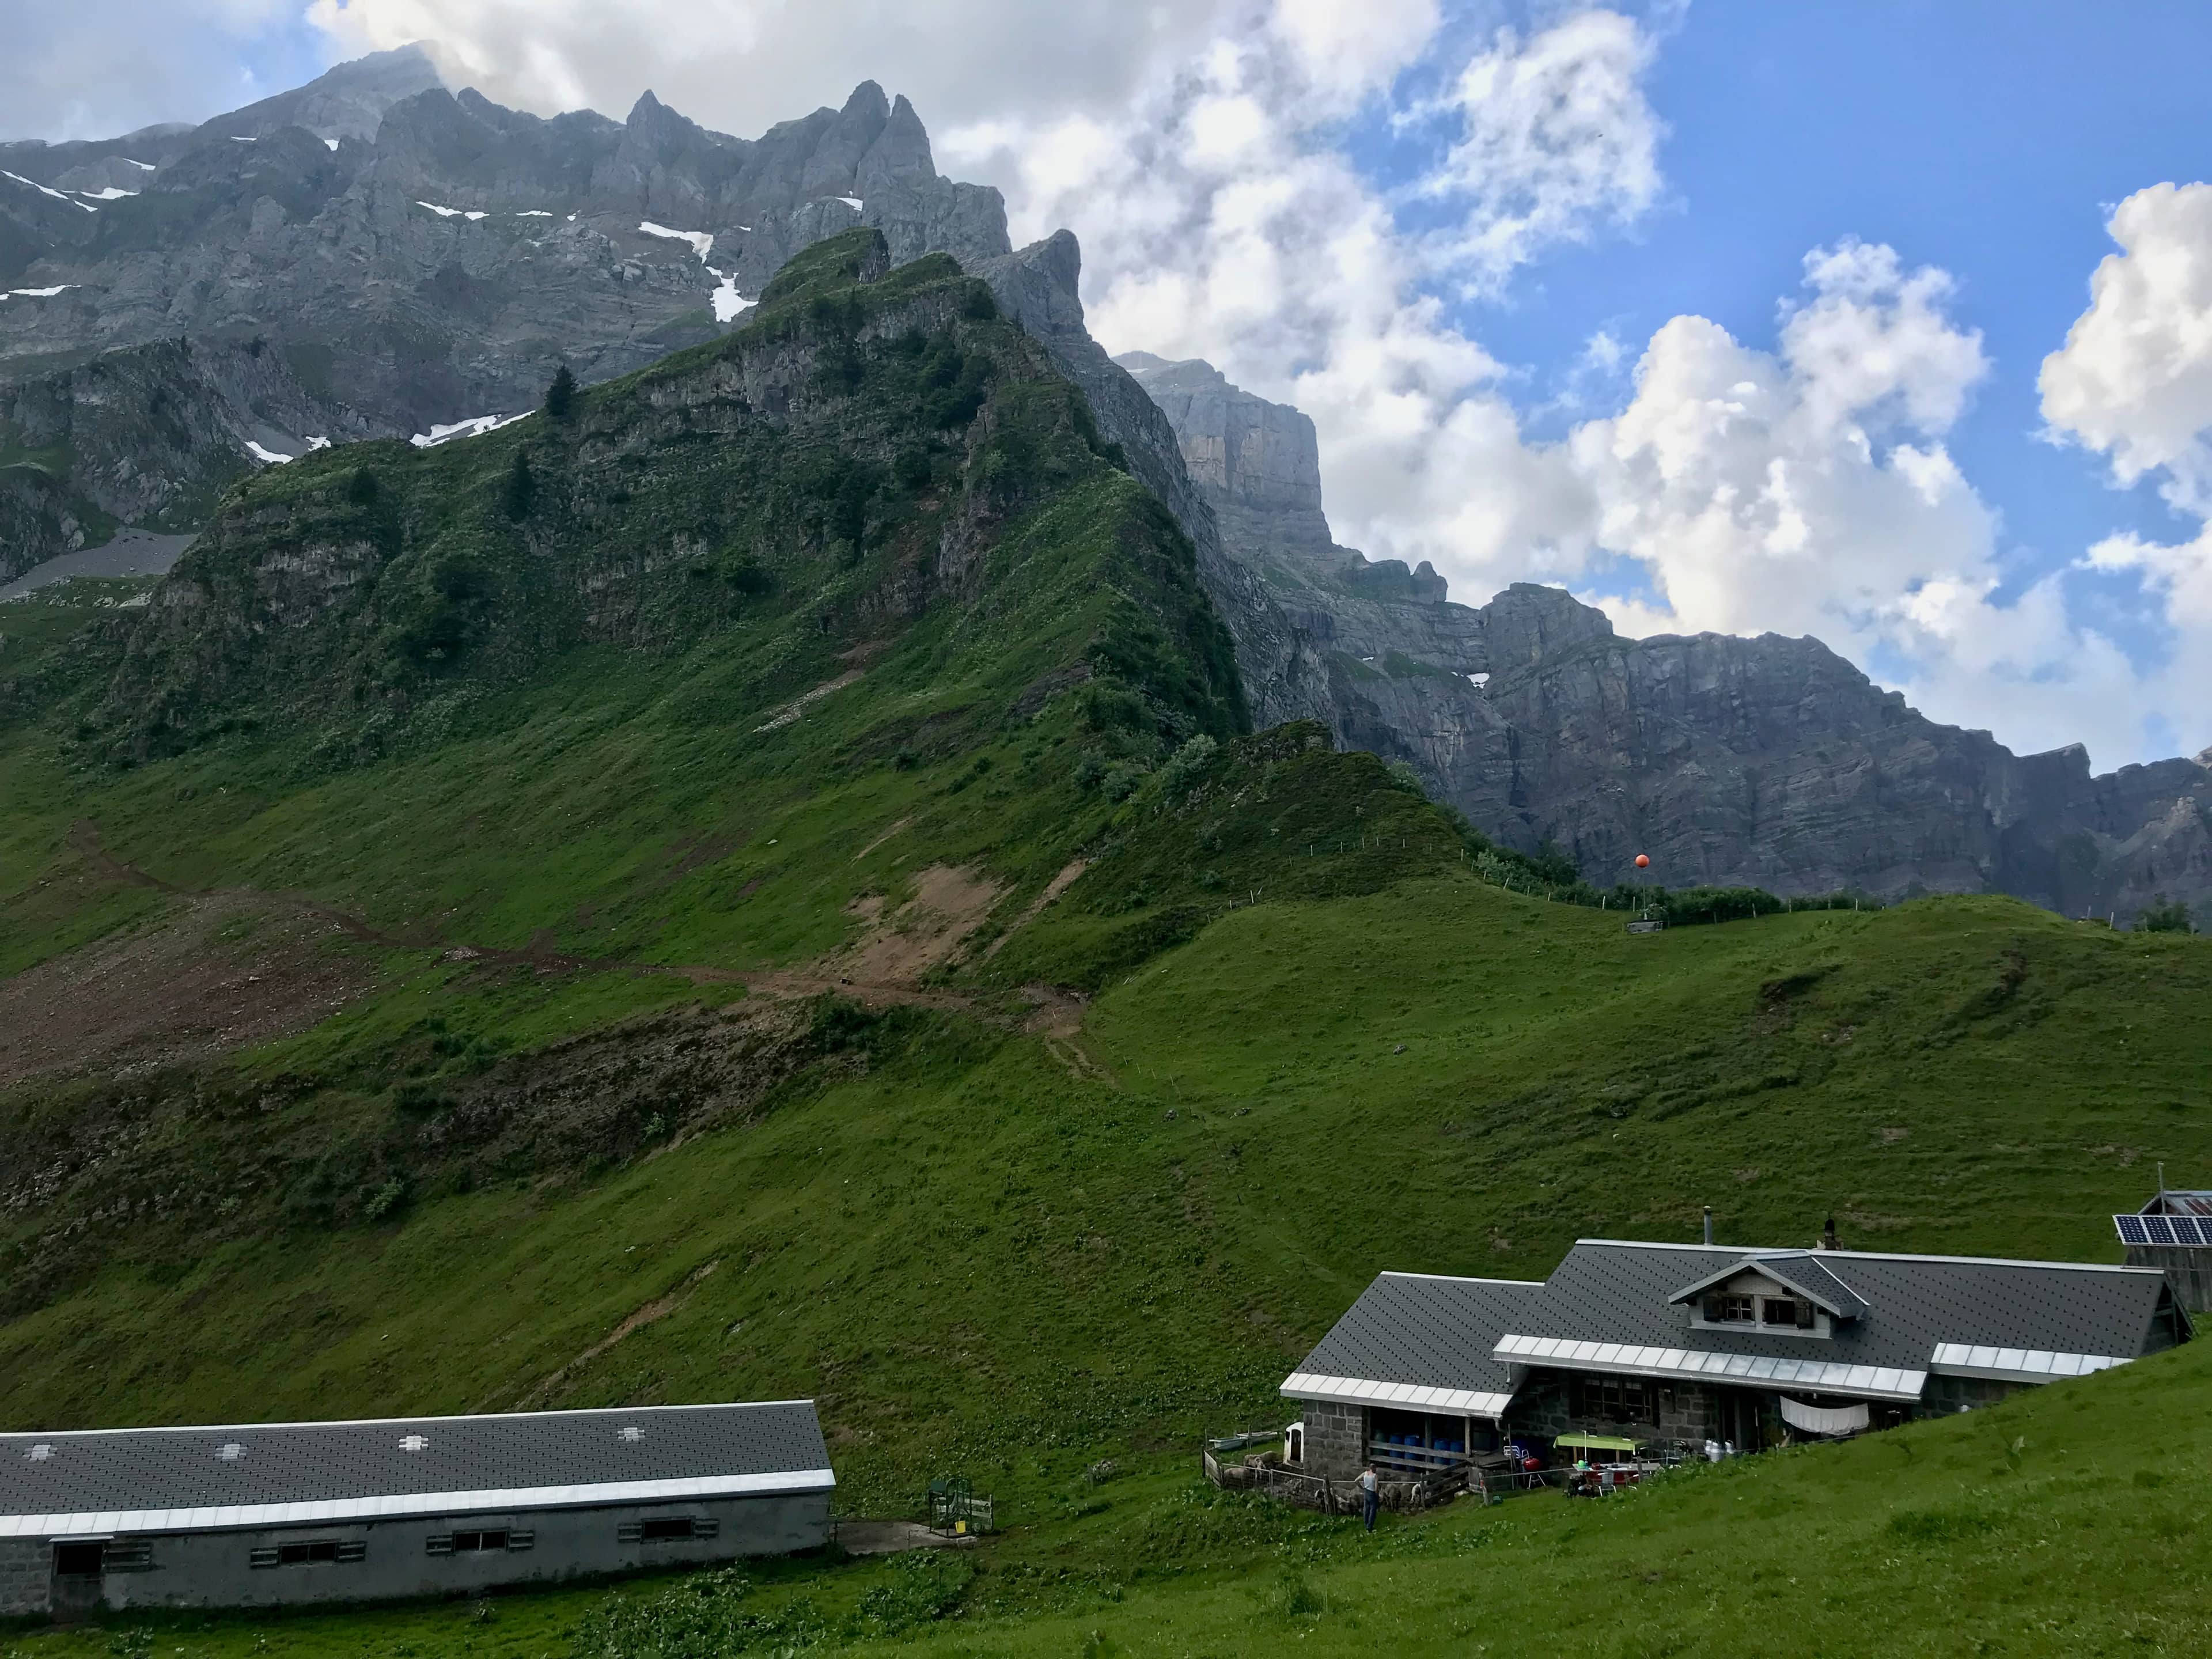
[1359,1463,1378,1531]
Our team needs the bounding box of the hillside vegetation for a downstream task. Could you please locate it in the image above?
[0,229,2207,1658]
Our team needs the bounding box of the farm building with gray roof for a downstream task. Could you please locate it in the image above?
[0,1400,833,1616]
[1280,1239,2191,1483]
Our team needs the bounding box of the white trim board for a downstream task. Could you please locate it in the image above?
[1279,1372,1513,1418]
[1494,1334,1927,1402]
[0,1468,836,1540]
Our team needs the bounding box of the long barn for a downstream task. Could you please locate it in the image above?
[0,1400,834,1616]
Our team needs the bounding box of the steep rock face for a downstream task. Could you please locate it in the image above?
[1121,354,2212,921]
[0,68,1008,531]
[94,231,1244,764]
[979,239,1331,730]
[0,339,378,579]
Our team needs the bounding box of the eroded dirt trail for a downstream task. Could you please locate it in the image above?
[12,828,1108,1085]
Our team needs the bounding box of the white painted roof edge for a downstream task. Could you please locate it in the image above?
[0,1467,836,1538]
[1926,1343,2130,1384]
[0,1399,819,1443]
[1278,1372,1512,1417]
[1571,1239,2169,1275]
[1493,1334,1927,1402]
[1376,1271,1548,1287]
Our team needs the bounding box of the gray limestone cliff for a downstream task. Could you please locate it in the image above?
[1118,353,2212,923]
[975,237,1331,730]
[0,66,1007,570]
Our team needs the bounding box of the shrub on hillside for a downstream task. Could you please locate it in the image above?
[2137,893,2194,933]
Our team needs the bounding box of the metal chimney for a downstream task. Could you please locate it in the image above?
[1702,1206,1713,1245]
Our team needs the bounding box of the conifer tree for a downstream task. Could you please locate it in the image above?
[544,365,576,421]
[502,448,535,521]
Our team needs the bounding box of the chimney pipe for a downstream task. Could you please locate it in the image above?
[1702,1206,1713,1246]
[1823,1214,1839,1251]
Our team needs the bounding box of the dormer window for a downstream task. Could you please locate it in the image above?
[1763,1296,1816,1329]
[1704,1294,1755,1324]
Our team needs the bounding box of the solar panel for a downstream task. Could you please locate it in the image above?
[2116,1214,2150,1245]
[2173,1215,2209,1247]
[2142,1215,2178,1245]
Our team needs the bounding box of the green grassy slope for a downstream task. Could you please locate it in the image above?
[2,879,2204,1492]
[5,1319,2207,1658]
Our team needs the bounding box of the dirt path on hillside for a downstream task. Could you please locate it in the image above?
[11,826,1108,1085]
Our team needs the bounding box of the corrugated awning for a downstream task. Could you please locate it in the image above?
[1279,1372,1513,1418]
[1494,1333,1927,1402]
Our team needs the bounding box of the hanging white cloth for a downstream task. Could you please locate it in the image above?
[1778,1395,1870,1436]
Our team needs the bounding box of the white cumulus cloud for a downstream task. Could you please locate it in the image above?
[1416,9,1666,290]
[2040,181,2212,513]
[2041,181,2212,745]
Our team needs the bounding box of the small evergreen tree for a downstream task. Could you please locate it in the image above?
[346,466,379,506]
[544,365,577,421]
[502,449,535,521]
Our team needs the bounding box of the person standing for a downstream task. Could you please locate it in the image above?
[1359,1463,1378,1532]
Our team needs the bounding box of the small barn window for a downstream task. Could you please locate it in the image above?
[429,1529,532,1555]
[52,1543,104,1577]
[103,1542,155,1573]
[1572,1375,1656,1423]
[251,1540,365,1568]
[1703,1294,1755,1324]
[621,1517,718,1544]
[1762,1297,1816,1328]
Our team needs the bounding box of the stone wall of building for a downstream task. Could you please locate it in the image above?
[0,1539,47,1616]
[1919,1375,2022,1417]
[1299,1402,1366,1480]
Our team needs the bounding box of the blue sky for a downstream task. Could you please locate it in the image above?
[1465,1,2210,629]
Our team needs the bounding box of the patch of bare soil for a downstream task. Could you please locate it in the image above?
[752,669,864,733]
[836,864,1006,984]
[509,1257,721,1410]
[984,858,1087,958]
[0,890,377,1089]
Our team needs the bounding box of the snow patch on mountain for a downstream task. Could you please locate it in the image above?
[410,411,533,448]
[638,222,714,261]
[2,170,95,211]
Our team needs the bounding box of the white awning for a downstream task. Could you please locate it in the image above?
[1926,1344,2130,1384]
[1493,1334,1927,1402]
[1279,1372,1513,1418]
[1777,1395,1869,1436]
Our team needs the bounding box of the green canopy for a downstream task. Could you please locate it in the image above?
[1555,1433,1642,1452]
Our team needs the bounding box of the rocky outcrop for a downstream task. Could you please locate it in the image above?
[0,68,1009,525]
[978,238,1331,730]
[0,338,378,579]
[1120,353,2212,922]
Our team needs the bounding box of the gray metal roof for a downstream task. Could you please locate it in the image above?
[2145,1191,2212,1218]
[1522,1242,2177,1381]
[1286,1241,2184,1411]
[1282,1272,1546,1414]
[0,1402,831,1539]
